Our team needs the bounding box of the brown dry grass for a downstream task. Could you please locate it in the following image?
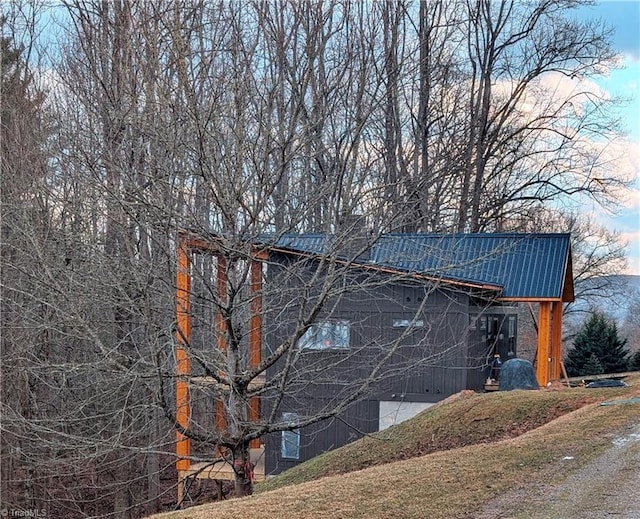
[150,376,640,519]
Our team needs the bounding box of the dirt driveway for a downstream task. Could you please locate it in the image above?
[475,419,640,519]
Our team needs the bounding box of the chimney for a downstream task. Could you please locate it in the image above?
[338,213,371,261]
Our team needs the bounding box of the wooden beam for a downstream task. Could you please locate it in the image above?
[536,302,551,387]
[215,256,228,435]
[175,241,192,473]
[249,257,262,369]
[249,256,263,449]
[550,301,563,381]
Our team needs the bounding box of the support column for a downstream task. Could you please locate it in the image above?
[175,240,192,502]
[536,302,551,387]
[550,301,563,382]
[249,254,263,449]
[215,256,228,434]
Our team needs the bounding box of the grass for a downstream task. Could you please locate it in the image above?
[257,386,627,493]
[150,376,640,519]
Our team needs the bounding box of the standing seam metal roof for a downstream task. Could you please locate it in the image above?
[273,233,572,301]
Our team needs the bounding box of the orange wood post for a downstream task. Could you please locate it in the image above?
[249,255,263,448]
[175,240,192,472]
[536,302,552,387]
[550,301,563,382]
[215,256,228,434]
[249,255,263,369]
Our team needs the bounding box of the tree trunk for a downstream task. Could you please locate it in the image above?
[233,442,254,497]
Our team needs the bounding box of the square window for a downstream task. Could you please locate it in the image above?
[298,320,350,350]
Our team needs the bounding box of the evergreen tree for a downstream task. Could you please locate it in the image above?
[629,350,640,372]
[582,353,604,376]
[564,312,629,376]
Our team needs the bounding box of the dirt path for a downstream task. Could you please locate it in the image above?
[475,420,640,519]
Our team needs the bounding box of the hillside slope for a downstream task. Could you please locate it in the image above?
[257,385,628,493]
[153,378,640,519]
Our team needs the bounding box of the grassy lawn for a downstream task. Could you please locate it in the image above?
[151,376,640,519]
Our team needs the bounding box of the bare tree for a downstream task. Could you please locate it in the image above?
[1,6,64,514]
[0,0,634,515]
[454,0,626,232]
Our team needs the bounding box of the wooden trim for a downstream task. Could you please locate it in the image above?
[536,302,551,387]
[175,235,269,493]
[176,230,222,253]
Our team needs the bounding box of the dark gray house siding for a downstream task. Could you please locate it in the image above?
[262,253,508,474]
[264,399,379,475]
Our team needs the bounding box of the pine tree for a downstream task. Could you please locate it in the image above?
[629,351,640,372]
[564,312,629,376]
[582,353,604,376]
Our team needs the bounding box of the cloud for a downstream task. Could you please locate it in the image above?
[621,52,640,66]
[537,70,610,107]
[621,188,640,210]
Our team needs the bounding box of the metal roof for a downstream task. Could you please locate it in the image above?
[273,233,573,301]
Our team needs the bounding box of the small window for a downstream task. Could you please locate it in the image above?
[281,413,300,459]
[479,317,487,331]
[508,315,516,338]
[392,318,424,328]
[298,320,350,350]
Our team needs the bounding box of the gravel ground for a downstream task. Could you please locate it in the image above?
[474,420,640,519]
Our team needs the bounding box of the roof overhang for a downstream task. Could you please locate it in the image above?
[267,244,504,295]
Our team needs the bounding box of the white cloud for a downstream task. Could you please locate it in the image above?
[621,188,640,210]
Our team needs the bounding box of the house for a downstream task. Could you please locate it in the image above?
[173,232,574,490]
[262,232,574,474]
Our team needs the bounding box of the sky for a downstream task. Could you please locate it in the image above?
[15,1,640,275]
[576,1,640,275]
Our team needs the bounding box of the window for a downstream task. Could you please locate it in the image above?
[298,320,350,350]
[281,413,300,459]
[392,318,424,329]
[479,316,487,331]
[508,315,516,338]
